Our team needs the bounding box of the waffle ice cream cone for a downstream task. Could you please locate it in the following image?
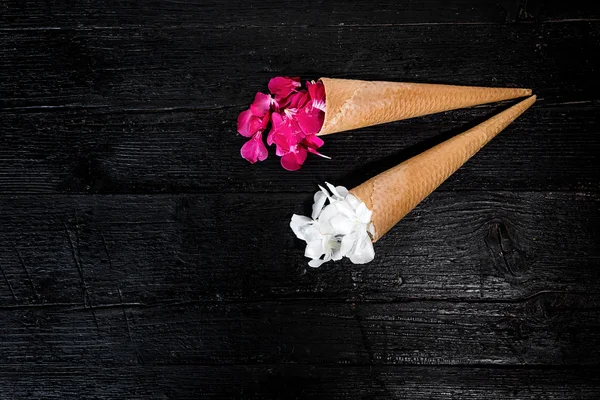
[317,77,532,136]
[350,95,536,242]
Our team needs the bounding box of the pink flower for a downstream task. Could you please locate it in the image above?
[268,76,301,102]
[237,76,328,170]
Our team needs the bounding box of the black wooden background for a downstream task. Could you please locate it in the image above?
[1,1,599,399]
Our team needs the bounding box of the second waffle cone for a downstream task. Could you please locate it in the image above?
[350,95,537,241]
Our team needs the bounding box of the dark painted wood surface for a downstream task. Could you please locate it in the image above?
[1,1,599,398]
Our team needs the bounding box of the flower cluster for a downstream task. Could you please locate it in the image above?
[237,76,327,171]
[290,183,375,267]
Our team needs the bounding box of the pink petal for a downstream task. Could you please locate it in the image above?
[250,92,272,117]
[267,130,275,146]
[267,112,283,146]
[296,101,325,135]
[278,114,303,139]
[287,90,309,109]
[272,131,292,151]
[271,111,283,127]
[260,110,271,131]
[268,76,301,102]
[302,133,324,149]
[275,144,286,156]
[277,95,292,110]
[307,81,326,111]
[240,133,268,164]
[281,148,308,171]
[237,109,262,137]
[269,112,301,150]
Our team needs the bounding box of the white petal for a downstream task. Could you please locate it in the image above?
[345,194,361,210]
[305,239,325,259]
[318,222,334,236]
[349,232,375,264]
[312,191,327,219]
[302,224,323,243]
[340,231,357,256]
[356,203,373,224]
[335,186,349,198]
[317,204,339,234]
[349,248,375,264]
[334,201,356,218]
[357,229,371,247]
[325,182,342,199]
[308,258,326,268]
[330,247,343,261]
[318,185,333,203]
[349,251,374,264]
[290,214,313,240]
[330,214,353,235]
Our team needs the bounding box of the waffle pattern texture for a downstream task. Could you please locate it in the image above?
[317,77,532,136]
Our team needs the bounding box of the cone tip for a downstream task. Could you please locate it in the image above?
[522,94,537,106]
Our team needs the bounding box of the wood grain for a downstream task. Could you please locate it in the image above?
[1,294,599,366]
[4,0,597,29]
[1,365,598,399]
[0,192,597,305]
[1,23,598,110]
[0,103,597,193]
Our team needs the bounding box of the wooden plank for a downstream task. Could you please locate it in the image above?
[531,0,600,21]
[0,192,597,305]
[0,102,597,194]
[2,0,598,30]
[0,0,523,29]
[0,364,598,400]
[1,23,597,110]
[0,295,599,366]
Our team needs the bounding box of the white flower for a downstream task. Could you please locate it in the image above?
[290,183,375,267]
